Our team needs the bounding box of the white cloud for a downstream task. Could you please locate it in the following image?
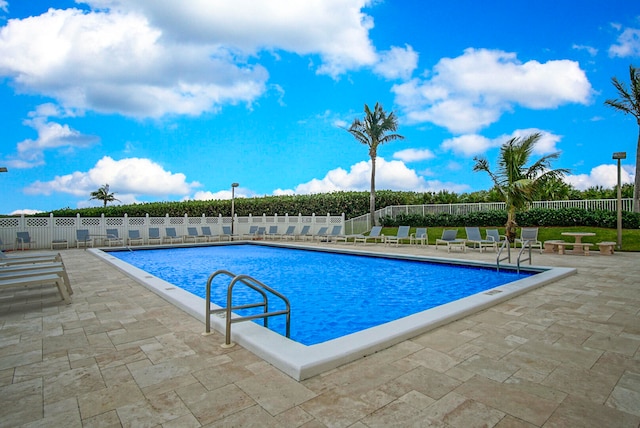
[4,104,99,169]
[392,48,593,134]
[609,23,640,57]
[393,148,435,162]
[572,44,598,57]
[191,188,252,201]
[441,129,562,157]
[23,156,201,206]
[0,0,6,13]
[276,157,469,194]
[373,45,418,80]
[565,164,634,190]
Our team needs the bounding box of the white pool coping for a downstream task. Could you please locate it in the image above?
[91,242,576,380]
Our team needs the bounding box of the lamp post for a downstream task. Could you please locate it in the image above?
[612,152,626,249]
[230,182,239,237]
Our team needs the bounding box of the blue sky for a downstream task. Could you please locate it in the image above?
[1,0,639,215]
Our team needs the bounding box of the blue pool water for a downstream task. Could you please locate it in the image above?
[111,245,533,345]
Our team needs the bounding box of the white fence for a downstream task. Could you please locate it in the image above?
[345,198,635,234]
[0,213,345,251]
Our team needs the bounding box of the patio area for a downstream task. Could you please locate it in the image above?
[1,244,639,427]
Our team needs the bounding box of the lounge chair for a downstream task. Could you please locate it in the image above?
[76,229,93,248]
[0,251,62,265]
[296,225,312,241]
[0,274,71,303]
[515,227,543,254]
[0,262,73,297]
[163,228,184,244]
[409,227,428,246]
[312,226,329,242]
[105,229,124,247]
[255,227,267,239]
[385,226,410,246]
[242,225,259,240]
[15,232,36,251]
[486,229,507,246]
[201,226,222,242]
[184,227,207,243]
[148,228,162,245]
[325,225,344,243]
[353,226,384,245]
[279,225,296,240]
[265,225,279,240]
[222,226,240,241]
[435,229,466,252]
[465,227,498,252]
[127,230,144,246]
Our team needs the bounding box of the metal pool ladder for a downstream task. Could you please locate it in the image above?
[202,269,291,348]
[496,240,532,273]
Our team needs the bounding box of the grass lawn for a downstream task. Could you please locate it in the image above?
[379,226,640,251]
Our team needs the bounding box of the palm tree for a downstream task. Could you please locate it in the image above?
[347,102,404,226]
[473,133,569,242]
[604,65,640,212]
[90,184,120,207]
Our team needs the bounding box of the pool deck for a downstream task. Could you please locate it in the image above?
[1,243,639,427]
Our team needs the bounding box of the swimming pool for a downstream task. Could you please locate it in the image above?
[108,245,533,345]
[94,242,575,380]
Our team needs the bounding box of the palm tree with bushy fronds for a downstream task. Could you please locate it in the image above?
[473,133,569,242]
[347,102,404,226]
[90,184,120,208]
[605,64,640,212]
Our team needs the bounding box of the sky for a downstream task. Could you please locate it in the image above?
[1,0,639,215]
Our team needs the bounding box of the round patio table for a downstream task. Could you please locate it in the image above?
[561,232,596,254]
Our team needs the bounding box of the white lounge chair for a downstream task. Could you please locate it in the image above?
[184,227,207,243]
[76,229,93,248]
[265,225,279,240]
[410,227,428,246]
[353,226,384,245]
[15,232,36,251]
[312,226,329,242]
[242,225,259,240]
[163,228,184,244]
[435,229,466,252]
[0,274,71,303]
[0,263,73,297]
[279,226,297,240]
[465,227,497,252]
[296,225,312,241]
[515,227,543,253]
[127,230,144,246]
[105,229,124,247]
[385,226,410,246]
[148,228,162,245]
[201,226,222,242]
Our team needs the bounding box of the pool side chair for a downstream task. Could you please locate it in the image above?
[385,226,410,246]
[127,230,144,246]
[265,225,279,240]
[105,229,124,247]
[255,227,267,239]
[222,226,240,241]
[0,261,73,297]
[0,251,62,266]
[15,232,36,251]
[296,225,312,241]
[184,227,207,243]
[76,229,93,248]
[163,228,184,244]
[410,227,428,246]
[353,226,384,245]
[148,228,162,245]
[465,227,497,252]
[312,226,329,242]
[326,225,344,243]
[201,226,221,242]
[435,229,466,252]
[515,227,543,254]
[280,225,297,240]
[242,225,259,240]
[486,229,507,247]
[0,274,71,303]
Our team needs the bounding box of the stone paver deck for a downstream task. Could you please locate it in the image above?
[1,244,639,427]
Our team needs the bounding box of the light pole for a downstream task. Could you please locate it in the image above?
[612,152,626,249]
[230,182,239,237]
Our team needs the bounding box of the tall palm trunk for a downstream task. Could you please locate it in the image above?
[370,155,376,226]
[635,125,640,212]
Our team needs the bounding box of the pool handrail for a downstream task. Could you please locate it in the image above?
[203,269,291,347]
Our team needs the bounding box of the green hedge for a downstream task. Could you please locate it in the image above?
[380,208,640,229]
